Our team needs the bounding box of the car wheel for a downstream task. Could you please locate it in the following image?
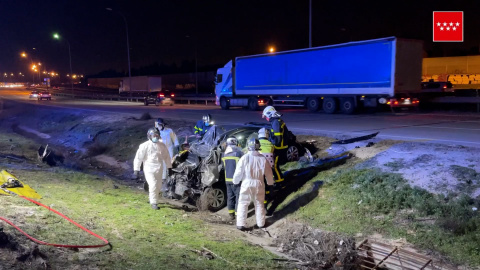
[155,100,160,106]
[304,148,314,162]
[144,100,148,106]
[220,97,230,110]
[198,186,227,212]
[286,145,300,161]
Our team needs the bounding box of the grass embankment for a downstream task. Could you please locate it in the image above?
[1,169,282,269]
[278,162,480,266]
[0,131,282,269]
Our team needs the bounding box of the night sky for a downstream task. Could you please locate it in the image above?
[1,0,479,77]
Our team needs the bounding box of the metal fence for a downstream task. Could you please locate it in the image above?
[45,87,216,105]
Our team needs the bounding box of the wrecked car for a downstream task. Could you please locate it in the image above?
[164,124,315,211]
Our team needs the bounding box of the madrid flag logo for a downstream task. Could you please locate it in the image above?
[433,11,463,42]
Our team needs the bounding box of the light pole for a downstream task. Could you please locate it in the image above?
[20,52,35,85]
[186,35,198,95]
[309,0,312,48]
[106,8,132,97]
[53,33,74,97]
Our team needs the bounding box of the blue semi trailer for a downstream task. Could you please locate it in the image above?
[215,37,423,114]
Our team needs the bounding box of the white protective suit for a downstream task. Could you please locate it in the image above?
[233,151,274,227]
[157,127,179,159]
[133,140,172,204]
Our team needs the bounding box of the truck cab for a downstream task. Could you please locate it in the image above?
[215,60,233,109]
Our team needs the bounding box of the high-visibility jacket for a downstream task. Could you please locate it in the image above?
[269,118,289,150]
[258,138,274,167]
[221,146,243,182]
[194,120,211,136]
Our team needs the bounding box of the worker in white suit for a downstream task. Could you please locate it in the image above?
[155,118,179,159]
[233,138,274,231]
[133,128,172,210]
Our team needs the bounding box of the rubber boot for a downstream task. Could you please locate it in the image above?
[229,213,235,220]
[237,226,246,231]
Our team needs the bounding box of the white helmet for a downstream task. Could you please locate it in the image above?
[262,106,280,119]
[247,138,261,151]
[147,128,160,142]
[202,114,212,123]
[226,136,238,146]
[258,128,270,139]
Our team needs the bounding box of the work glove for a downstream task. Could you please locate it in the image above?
[132,170,139,180]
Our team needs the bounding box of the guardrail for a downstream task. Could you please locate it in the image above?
[49,90,217,105]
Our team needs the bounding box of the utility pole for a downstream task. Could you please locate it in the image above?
[106,8,132,98]
[309,0,312,48]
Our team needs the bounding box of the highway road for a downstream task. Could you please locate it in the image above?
[2,87,480,147]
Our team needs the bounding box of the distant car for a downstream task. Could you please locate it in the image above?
[143,91,175,106]
[421,81,454,93]
[37,91,51,101]
[29,91,39,98]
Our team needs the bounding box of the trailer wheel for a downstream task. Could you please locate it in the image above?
[248,97,259,111]
[340,98,355,114]
[306,97,320,112]
[322,97,337,114]
[220,97,230,110]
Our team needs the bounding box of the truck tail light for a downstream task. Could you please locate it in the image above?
[387,98,399,105]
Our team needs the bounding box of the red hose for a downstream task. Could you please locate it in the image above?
[0,195,110,249]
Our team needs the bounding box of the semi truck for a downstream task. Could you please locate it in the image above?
[119,72,216,96]
[215,37,423,113]
[119,76,163,96]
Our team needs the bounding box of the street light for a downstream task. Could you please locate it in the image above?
[106,8,132,97]
[53,33,74,97]
[20,52,35,84]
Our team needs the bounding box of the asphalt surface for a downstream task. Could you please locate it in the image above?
[2,87,480,147]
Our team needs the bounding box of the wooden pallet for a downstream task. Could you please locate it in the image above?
[357,239,456,270]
